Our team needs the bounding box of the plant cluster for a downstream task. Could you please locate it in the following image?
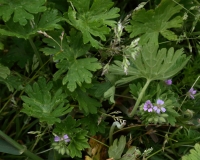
[1,0,200,159]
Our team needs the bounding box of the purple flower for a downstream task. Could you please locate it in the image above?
[188,88,197,99]
[54,134,70,143]
[63,134,70,142]
[54,136,61,142]
[143,100,153,112]
[153,99,166,114]
[165,79,172,85]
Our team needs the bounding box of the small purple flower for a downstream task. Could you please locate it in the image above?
[188,88,197,99]
[54,136,61,142]
[143,100,153,112]
[54,134,70,143]
[153,99,166,114]
[63,134,70,143]
[165,79,172,85]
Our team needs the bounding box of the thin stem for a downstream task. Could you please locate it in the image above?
[0,130,43,160]
[128,79,151,117]
[29,38,43,67]
[30,126,48,151]
[146,146,170,159]
[85,135,109,148]
[178,75,200,111]
[172,0,195,17]
[0,91,17,113]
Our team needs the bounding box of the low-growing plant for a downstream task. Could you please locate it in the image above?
[0,0,200,160]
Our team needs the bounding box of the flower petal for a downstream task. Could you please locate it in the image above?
[156,109,161,114]
[148,108,153,112]
[165,79,172,85]
[54,136,61,142]
[161,107,166,112]
[153,106,158,111]
[157,99,164,105]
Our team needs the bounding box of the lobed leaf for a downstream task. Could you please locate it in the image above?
[64,0,119,48]
[72,88,101,115]
[125,0,183,44]
[21,77,72,125]
[0,9,63,39]
[0,0,46,25]
[108,136,126,159]
[41,31,102,92]
[54,116,89,158]
[109,42,190,85]
[182,143,200,160]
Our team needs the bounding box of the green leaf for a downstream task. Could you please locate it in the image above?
[0,38,34,68]
[0,63,10,79]
[54,116,89,158]
[0,74,23,92]
[182,143,200,160]
[0,9,63,39]
[41,31,102,92]
[80,114,107,135]
[109,42,190,85]
[64,0,120,48]
[0,0,46,25]
[68,131,89,158]
[120,146,141,160]
[21,77,72,125]
[0,138,22,155]
[108,136,126,160]
[89,81,112,98]
[125,0,183,44]
[62,58,102,91]
[104,86,116,103]
[72,88,101,115]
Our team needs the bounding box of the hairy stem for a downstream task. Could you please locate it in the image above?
[128,79,151,117]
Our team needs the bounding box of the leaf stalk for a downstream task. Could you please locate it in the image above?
[128,79,151,117]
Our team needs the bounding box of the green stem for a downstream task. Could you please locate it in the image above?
[29,38,43,67]
[109,121,126,145]
[0,90,17,113]
[0,130,43,160]
[146,146,170,159]
[109,122,117,145]
[85,135,109,148]
[169,126,183,157]
[30,127,48,151]
[128,79,151,117]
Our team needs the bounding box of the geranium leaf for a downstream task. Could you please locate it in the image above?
[109,42,190,85]
[0,9,63,39]
[64,0,120,48]
[21,77,72,125]
[41,31,102,92]
[108,136,126,159]
[71,88,101,115]
[54,116,89,158]
[125,0,183,44]
[0,0,46,25]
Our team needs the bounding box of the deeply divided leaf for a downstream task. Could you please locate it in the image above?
[41,31,101,92]
[0,0,46,25]
[21,77,72,125]
[64,0,120,48]
[125,0,183,44]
